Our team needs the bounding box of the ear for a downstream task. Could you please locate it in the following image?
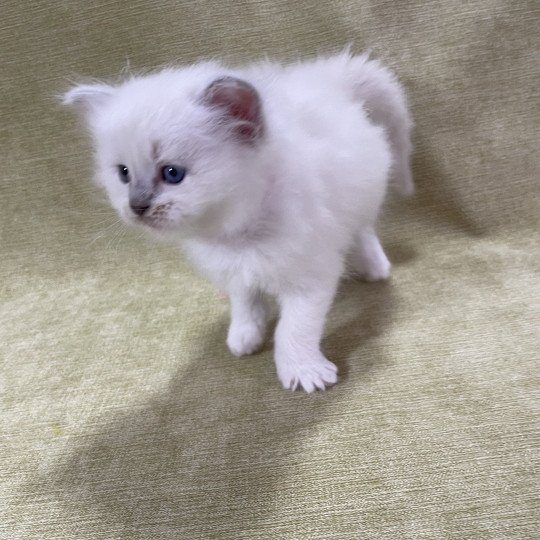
[62,83,114,108]
[201,77,264,144]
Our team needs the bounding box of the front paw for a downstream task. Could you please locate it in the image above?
[276,351,338,393]
[227,321,265,357]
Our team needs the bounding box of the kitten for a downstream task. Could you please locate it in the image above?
[63,51,413,392]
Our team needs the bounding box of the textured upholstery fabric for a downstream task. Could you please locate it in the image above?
[1,1,538,538]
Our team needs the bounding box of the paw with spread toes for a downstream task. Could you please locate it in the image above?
[276,352,338,393]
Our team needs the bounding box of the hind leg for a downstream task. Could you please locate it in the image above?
[390,139,414,196]
[350,227,391,282]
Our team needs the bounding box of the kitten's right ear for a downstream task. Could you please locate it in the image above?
[62,83,114,108]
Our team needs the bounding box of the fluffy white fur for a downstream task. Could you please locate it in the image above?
[64,51,413,392]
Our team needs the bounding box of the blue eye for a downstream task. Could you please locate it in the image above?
[118,165,130,184]
[161,165,186,184]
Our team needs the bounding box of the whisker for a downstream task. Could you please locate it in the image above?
[60,207,113,219]
[105,224,124,252]
[113,227,128,257]
[90,218,123,246]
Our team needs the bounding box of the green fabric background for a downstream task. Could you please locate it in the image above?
[1,1,538,538]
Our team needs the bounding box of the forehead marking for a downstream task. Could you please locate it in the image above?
[151,141,159,161]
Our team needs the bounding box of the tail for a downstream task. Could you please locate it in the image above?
[348,53,414,196]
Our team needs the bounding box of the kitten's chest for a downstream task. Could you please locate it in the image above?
[182,238,289,293]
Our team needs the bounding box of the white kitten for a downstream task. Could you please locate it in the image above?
[64,51,413,392]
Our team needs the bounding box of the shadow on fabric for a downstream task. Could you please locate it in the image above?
[19,277,399,538]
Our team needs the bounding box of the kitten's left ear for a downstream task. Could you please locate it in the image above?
[201,77,264,144]
[62,83,115,109]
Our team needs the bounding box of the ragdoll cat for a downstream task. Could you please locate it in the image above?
[63,51,413,392]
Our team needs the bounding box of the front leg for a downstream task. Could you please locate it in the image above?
[227,288,268,357]
[274,279,339,393]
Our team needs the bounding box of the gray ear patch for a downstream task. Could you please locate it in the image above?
[201,76,264,143]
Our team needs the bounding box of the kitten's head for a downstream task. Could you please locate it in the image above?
[64,65,265,237]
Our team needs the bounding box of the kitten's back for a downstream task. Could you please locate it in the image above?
[245,52,413,195]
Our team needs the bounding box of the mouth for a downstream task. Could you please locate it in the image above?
[127,203,175,230]
[139,215,170,230]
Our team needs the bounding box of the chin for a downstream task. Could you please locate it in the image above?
[141,218,174,231]
[142,216,190,240]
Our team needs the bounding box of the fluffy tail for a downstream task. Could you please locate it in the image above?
[348,53,414,196]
